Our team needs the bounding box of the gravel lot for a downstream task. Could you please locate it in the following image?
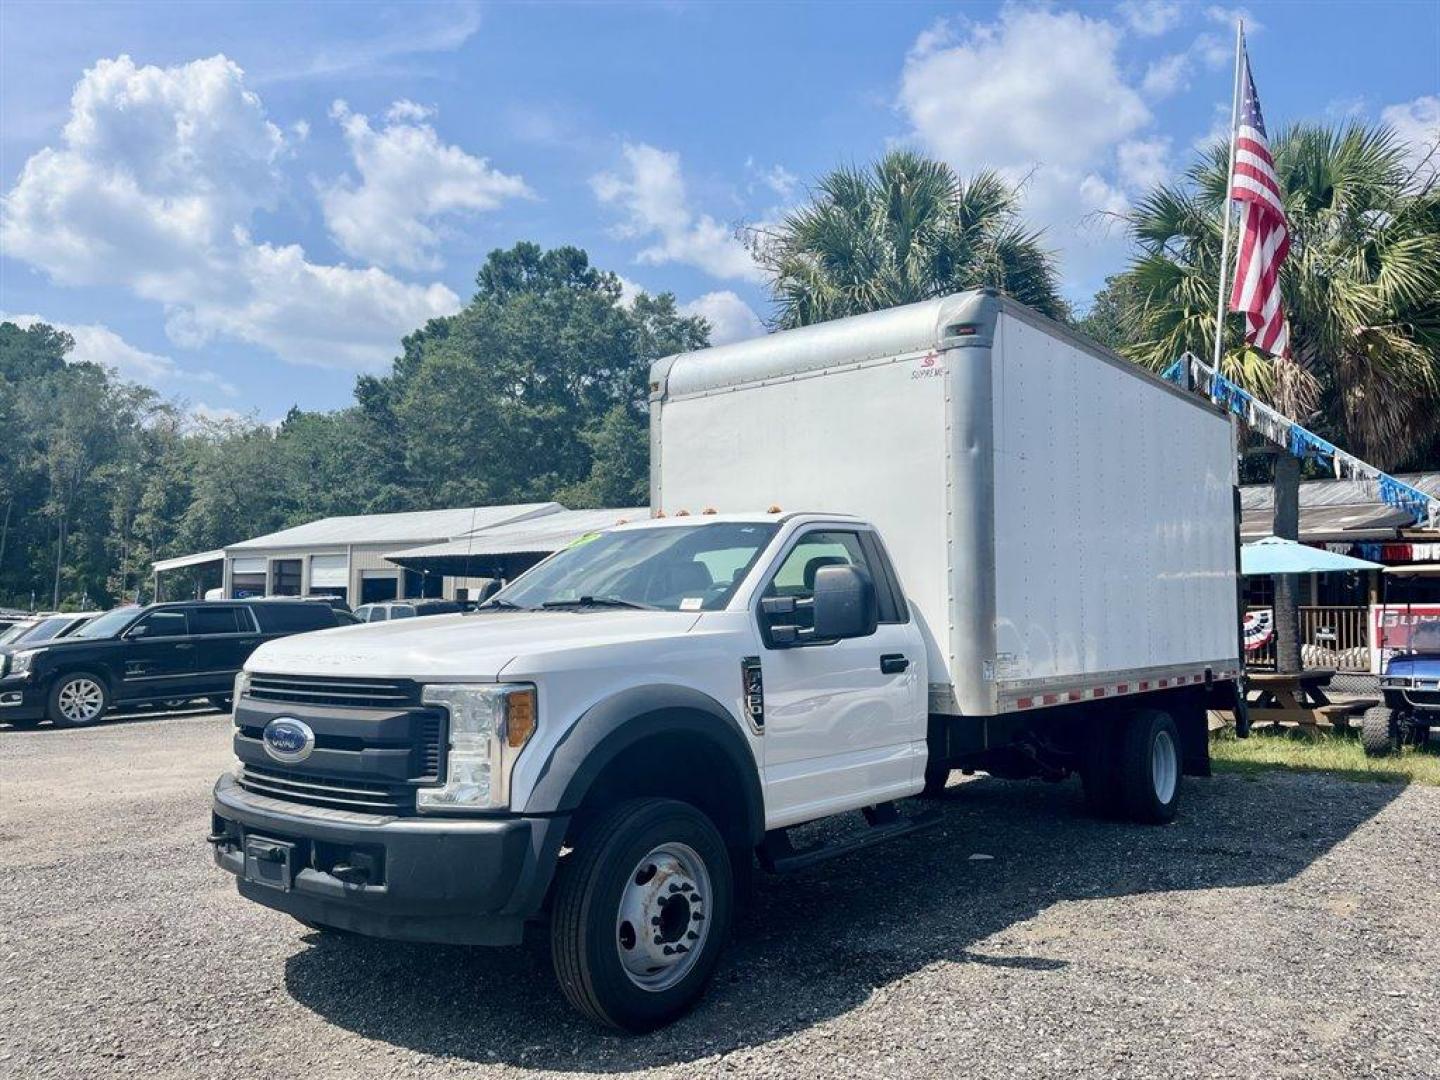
[2,709,1438,1080]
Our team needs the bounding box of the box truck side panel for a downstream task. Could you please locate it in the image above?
[990,313,1239,693]
[654,351,954,685]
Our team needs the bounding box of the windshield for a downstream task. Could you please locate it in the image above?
[17,616,75,643]
[0,622,35,644]
[496,522,779,613]
[1411,621,1440,654]
[69,606,141,640]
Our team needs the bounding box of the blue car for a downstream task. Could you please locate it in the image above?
[1365,620,1440,755]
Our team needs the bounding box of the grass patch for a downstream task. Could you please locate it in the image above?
[1210,728,1440,786]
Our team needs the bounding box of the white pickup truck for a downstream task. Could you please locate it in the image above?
[210,291,1243,1031]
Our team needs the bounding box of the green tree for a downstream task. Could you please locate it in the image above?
[750,149,1065,328]
[381,242,708,508]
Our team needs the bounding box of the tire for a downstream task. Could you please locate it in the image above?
[921,760,951,798]
[46,672,111,728]
[1116,708,1182,824]
[1080,716,1124,818]
[1361,706,1398,757]
[208,696,233,714]
[550,798,733,1032]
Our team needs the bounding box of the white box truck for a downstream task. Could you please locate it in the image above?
[210,290,1243,1031]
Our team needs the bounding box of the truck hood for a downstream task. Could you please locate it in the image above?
[1384,654,1440,680]
[246,609,703,681]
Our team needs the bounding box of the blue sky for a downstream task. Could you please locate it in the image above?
[2,1,1436,421]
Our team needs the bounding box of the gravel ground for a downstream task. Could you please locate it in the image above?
[2,709,1438,1080]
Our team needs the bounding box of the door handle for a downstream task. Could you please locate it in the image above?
[175,643,195,650]
[880,654,910,674]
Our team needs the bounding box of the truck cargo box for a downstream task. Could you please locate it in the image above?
[650,290,1242,717]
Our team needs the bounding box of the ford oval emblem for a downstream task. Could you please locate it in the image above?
[262,717,315,764]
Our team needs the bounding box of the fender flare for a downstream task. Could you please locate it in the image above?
[522,684,765,848]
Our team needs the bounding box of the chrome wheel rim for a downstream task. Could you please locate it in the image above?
[615,842,711,992]
[1151,729,1178,804]
[58,678,105,724]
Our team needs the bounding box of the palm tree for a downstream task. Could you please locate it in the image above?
[1118,122,1440,465]
[1115,122,1440,674]
[749,150,1066,328]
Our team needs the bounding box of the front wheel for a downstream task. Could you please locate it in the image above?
[550,798,733,1032]
[1361,706,1399,756]
[47,672,111,728]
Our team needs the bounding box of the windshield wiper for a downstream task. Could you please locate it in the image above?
[476,598,528,611]
[540,595,658,611]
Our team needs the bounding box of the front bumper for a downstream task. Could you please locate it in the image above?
[0,676,44,720]
[211,774,568,946]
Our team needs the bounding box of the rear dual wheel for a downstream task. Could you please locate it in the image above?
[1081,708,1182,824]
[550,798,733,1032]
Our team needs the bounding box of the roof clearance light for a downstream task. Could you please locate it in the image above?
[701,507,717,515]
[675,509,691,517]
[767,505,783,514]
[946,323,979,337]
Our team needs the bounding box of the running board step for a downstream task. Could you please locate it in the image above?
[757,802,942,874]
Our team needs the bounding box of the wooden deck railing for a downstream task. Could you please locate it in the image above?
[1245,605,1371,671]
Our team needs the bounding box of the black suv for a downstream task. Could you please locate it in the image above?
[0,600,349,729]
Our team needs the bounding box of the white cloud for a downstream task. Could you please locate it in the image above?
[4,313,238,397]
[1142,53,1192,98]
[591,143,762,282]
[1381,95,1440,181]
[321,100,531,272]
[899,7,1152,294]
[1118,1,1184,37]
[681,291,765,346]
[256,2,483,84]
[746,158,799,200]
[190,402,246,424]
[1117,138,1172,193]
[1,54,461,372]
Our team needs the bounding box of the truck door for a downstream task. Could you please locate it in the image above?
[754,527,926,828]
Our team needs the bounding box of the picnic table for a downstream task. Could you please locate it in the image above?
[1243,668,1377,736]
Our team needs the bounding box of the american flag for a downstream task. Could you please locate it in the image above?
[1227,44,1290,358]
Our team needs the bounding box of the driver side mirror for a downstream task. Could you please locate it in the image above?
[763,565,878,646]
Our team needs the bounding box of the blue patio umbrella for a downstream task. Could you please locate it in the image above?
[1240,535,1384,576]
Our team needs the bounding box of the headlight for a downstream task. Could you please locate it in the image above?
[418,684,536,812]
[9,650,39,678]
[233,669,252,703]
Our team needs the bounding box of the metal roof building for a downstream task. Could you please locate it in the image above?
[217,503,563,605]
[385,507,649,580]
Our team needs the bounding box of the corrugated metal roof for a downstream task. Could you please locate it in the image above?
[1240,505,1414,541]
[151,549,225,573]
[385,507,648,561]
[1240,471,1440,510]
[227,503,563,551]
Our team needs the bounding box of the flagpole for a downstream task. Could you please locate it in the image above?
[1210,19,1245,380]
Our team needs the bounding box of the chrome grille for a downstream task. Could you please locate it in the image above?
[237,764,410,815]
[247,673,420,709]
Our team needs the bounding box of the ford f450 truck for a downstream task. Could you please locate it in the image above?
[211,291,1244,1031]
